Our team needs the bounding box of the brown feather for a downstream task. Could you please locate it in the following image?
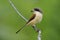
[26,14,36,24]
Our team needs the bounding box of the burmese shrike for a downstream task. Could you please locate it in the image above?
[16,8,43,34]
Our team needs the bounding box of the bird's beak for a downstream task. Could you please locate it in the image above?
[31,10,34,12]
[31,10,33,12]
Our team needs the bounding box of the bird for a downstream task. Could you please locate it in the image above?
[16,8,43,34]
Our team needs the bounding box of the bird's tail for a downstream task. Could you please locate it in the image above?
[16,24,26,34]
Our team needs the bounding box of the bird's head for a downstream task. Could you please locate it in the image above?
[31,8,43,13]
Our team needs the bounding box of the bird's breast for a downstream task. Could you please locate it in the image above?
[35,13,42,23]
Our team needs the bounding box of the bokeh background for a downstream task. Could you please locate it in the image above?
[0,0,60,40]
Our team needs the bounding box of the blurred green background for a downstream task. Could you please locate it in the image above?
[0,0,60,40]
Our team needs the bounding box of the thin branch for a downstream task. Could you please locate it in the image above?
[38,30,41,40]
[8,0,28,22]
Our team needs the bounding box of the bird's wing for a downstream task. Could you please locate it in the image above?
[26,14,36,24]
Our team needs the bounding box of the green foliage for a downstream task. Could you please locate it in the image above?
[0,0,60,40]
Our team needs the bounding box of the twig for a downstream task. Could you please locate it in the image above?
[8,0,28,22]
[38,30,41,40]
[8,0,41,40]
